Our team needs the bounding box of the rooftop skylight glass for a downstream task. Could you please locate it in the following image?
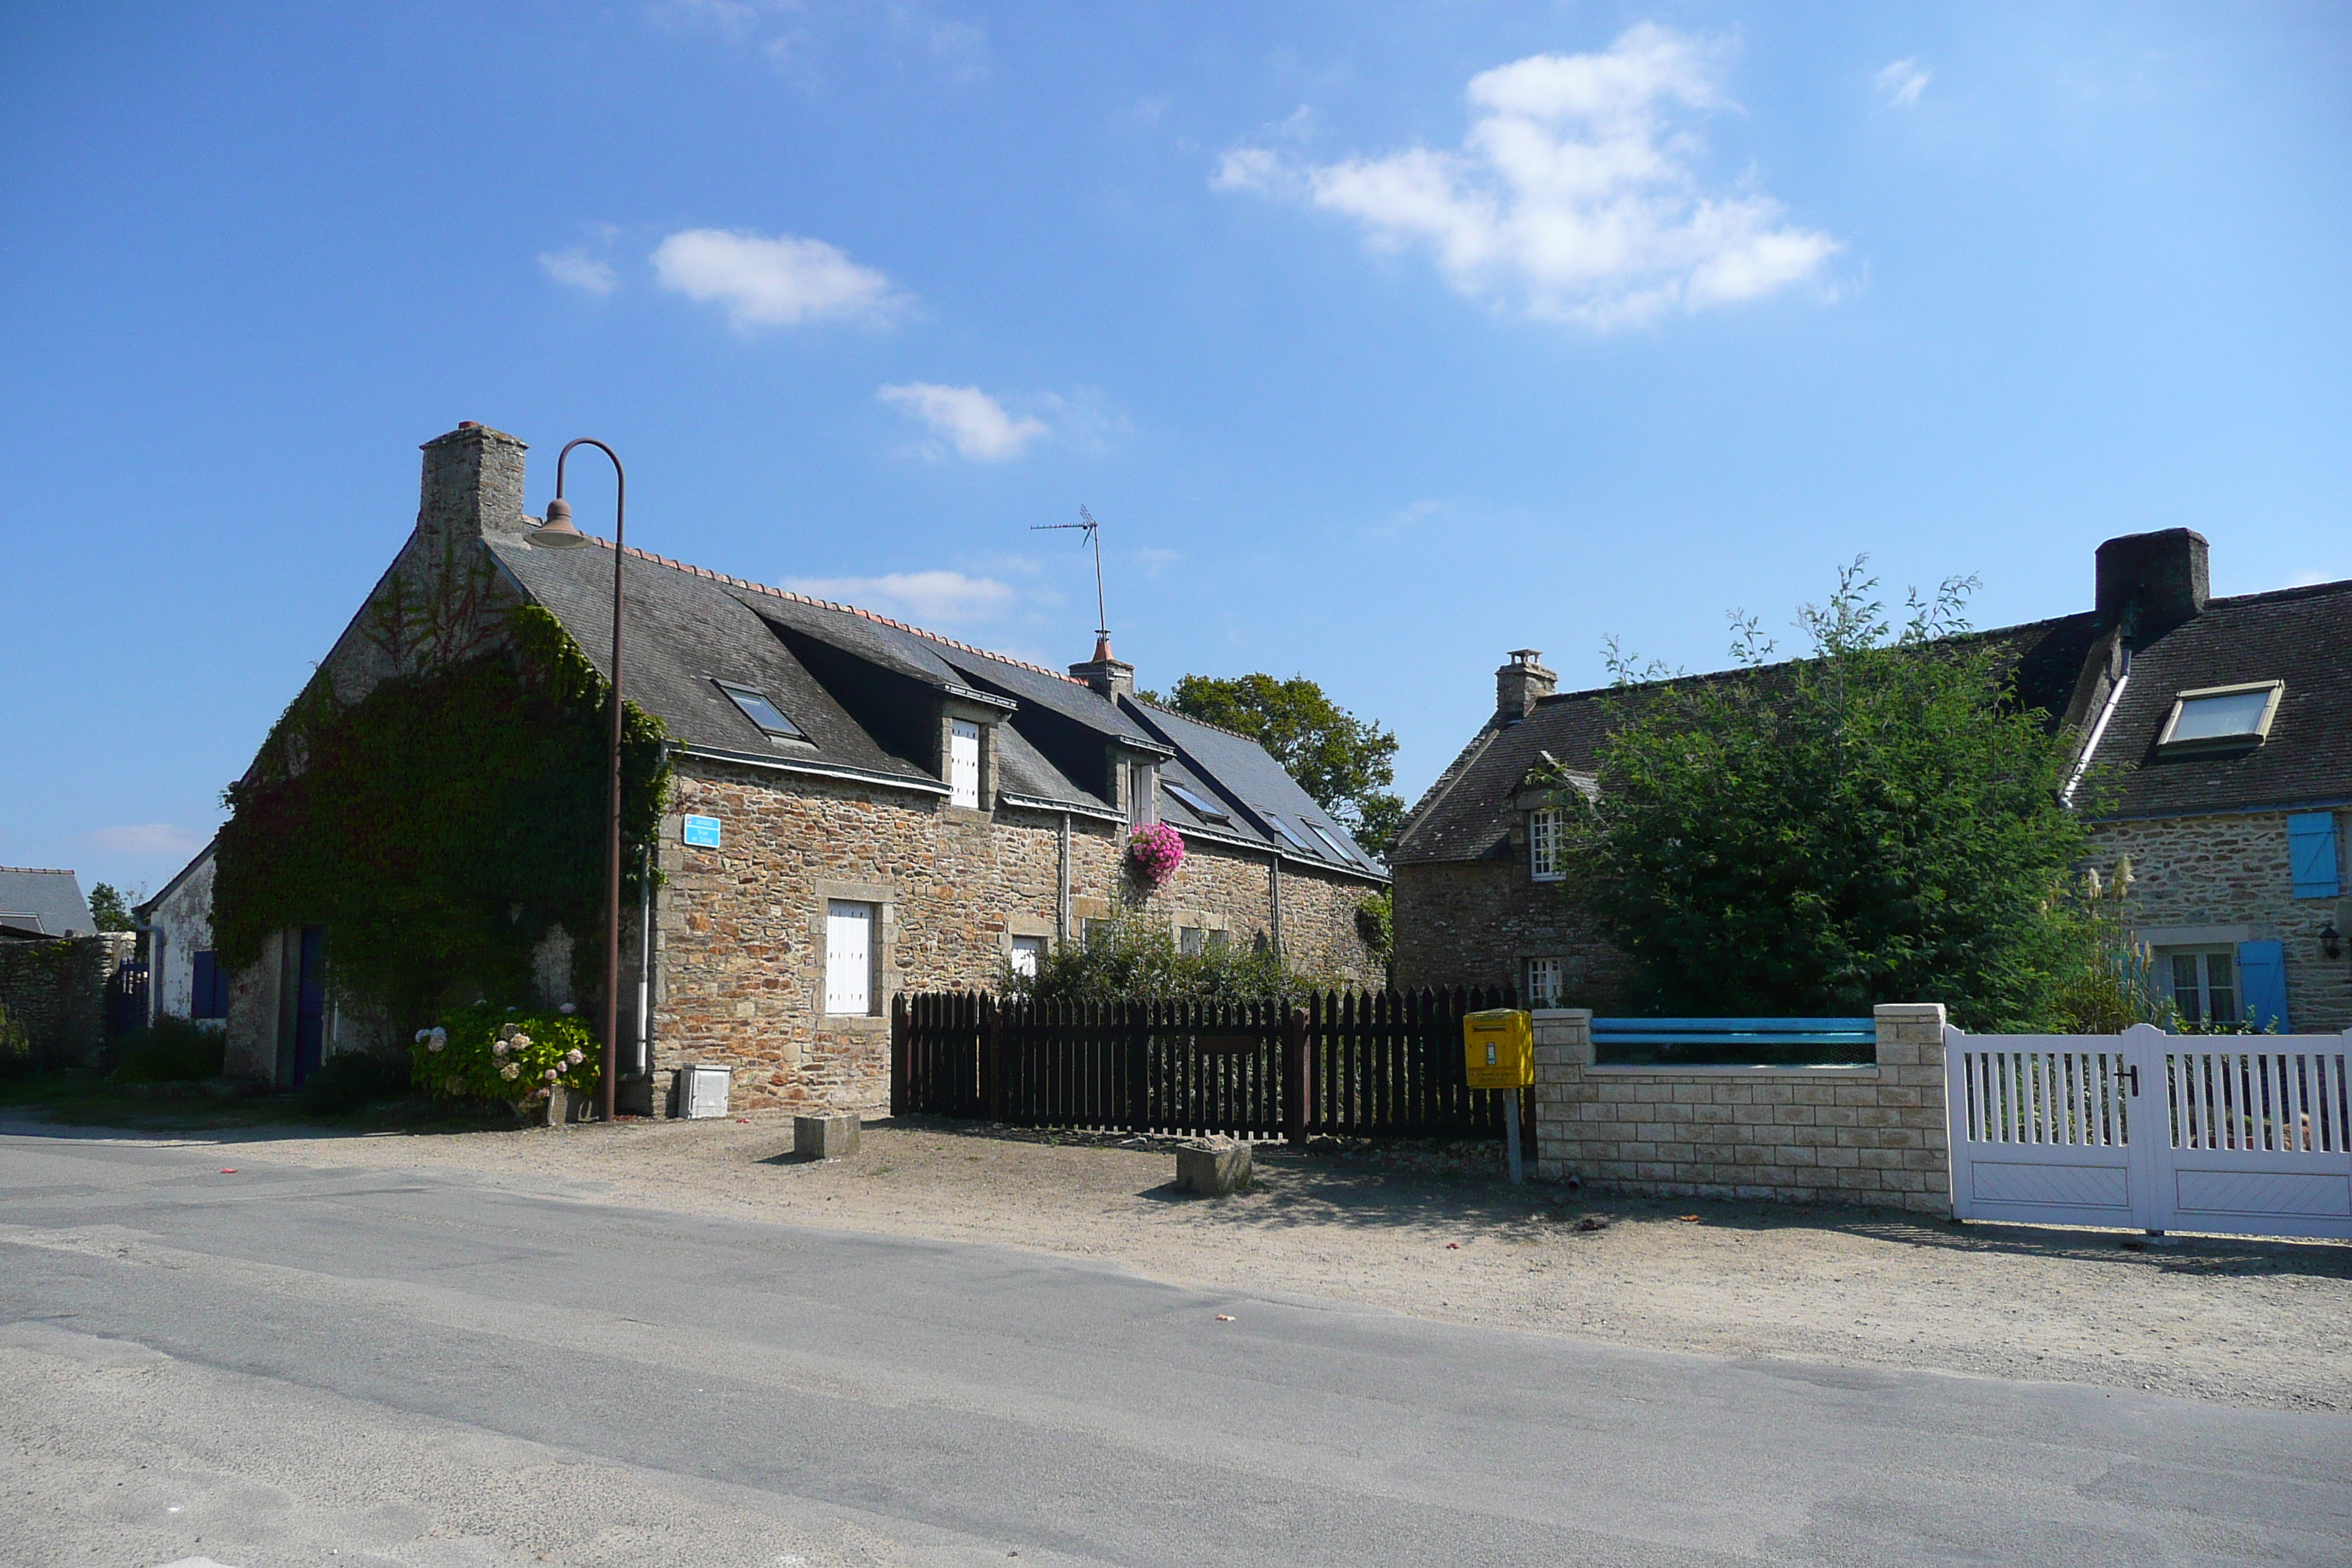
[2158,682,2281,751]
[1162,781,1232,823]
[715,680,806,739]
[1306,821,1354,862]
[1262,812,1311,851]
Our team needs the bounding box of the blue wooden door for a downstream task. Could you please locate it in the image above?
[293,925,327,1087]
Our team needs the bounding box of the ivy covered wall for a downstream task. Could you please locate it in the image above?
[213,606,668,1031]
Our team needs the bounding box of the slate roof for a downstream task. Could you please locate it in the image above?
[1400,560,2352,865]
[487,534,1383,881]
[2073,579,2352,821]
[0,867,94,938]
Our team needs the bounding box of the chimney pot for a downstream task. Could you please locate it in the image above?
[1070,633,1134,700]
[2095,528,2209,640]
[1496,649,1556,722]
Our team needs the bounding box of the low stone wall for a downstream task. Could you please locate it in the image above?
[1531,1003,1951,1214]
[0,933,133,1068]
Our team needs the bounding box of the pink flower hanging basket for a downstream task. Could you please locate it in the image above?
[1126,822,1186,887]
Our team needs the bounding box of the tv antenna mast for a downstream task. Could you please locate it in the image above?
[1033,505,1109,641]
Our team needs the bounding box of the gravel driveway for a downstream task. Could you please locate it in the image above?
[29,1112,2350,1413]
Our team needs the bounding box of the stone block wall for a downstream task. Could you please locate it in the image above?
[0,934,132,1068]
[1392,859,1631,1007]
[1531,1003,1951,1214]
[650,758,1384,1116]
[2089,810,2352,1034]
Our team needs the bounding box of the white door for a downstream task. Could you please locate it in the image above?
[826,901,873,1014]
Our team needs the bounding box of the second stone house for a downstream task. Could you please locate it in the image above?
[1392,529,2352,1034]
[214,423,1387,1112]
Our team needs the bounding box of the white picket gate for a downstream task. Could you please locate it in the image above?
[1945,1022,2352,1240]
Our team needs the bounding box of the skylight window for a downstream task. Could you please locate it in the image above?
[2157,682,2282,753]
[1306,821,1355,862]
[1262,812,1311,852]
[714,680,805,740]
[1162,781,1232,823]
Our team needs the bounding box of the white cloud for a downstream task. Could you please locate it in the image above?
[539,249,618,296]
[877,383,1049,461]
[1215,23,1840,329]
[653,228,902,329]
[783,570,1019,625]
[84,824,206,858]
[1874,58,1930,109]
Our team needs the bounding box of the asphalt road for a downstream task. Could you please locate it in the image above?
[2,1128,2347,1568]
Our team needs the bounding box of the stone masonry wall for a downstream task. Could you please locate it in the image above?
[652,759,1383,1115]
[1532,1003,1952,1214]
[0,935,129,1068]
[2089,810,2351,1034]
[1392,859,1632,1007]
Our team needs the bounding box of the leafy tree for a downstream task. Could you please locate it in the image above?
[1145,673,1406,857]
[87,883,139,932]
[1558,563,2100,1031]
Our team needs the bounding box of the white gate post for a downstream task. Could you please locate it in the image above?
[2120,1022,2171,1234]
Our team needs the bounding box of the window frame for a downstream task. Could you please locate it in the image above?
[1305,820,1354,863]
[948,718,982,810]
[1009,933,1046,979]
[1261,812,1311,853]
[2162,945,2239,1028]
[823,899,879,1017]
[1529,807,1566,882]
[1126,761,1160,828]
[1162,780,1232,823]
[713,679,807,741]
[2155,680,2283,754]
[1526,956,1564,1009]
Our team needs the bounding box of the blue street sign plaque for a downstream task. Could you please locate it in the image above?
[682,815,723,848]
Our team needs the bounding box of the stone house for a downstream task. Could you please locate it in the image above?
[1392,529,2352,1033]
[210,423,1387,1109]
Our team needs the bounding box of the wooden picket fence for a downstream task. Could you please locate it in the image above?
[892,987,1519,1143]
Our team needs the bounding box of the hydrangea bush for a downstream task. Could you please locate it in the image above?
[1125,822,1185,887]
[410,1001,599,1107]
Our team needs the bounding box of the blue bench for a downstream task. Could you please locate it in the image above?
[1591,1017,1877,1067]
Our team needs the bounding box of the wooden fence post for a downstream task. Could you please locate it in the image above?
[980,993,1003,1122]
[1285,1005,1310,1148]
[890,992,907,1117]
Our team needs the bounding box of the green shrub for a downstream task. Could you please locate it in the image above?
[1007,909,1323,1004]
[298,1051,411,1115]
[410,1003,599,1106]
[110,1019,227,1083]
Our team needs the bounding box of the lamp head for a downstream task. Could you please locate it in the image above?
[532,497,589,548]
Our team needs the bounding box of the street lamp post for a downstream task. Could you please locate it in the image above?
[527,438,625,1123]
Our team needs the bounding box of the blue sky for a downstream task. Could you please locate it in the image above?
[4,2,2349,899]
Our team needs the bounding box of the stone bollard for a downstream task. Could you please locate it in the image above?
[1175,1137,1251,1195]
[794,1113,862,1160]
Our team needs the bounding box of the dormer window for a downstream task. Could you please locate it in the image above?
[1530,807,1565,881]
[1126,761,1159,826]
[1163,781,1232,824]
[2157,682,2282,754]
[715,680,804,740]
[949,720,981,809]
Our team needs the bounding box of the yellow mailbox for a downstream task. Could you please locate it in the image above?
[1463,1009,1534,1090]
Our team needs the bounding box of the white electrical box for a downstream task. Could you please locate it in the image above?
[679,1063,731,1120]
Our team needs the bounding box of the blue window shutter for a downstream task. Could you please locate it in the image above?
[2287,813,2340,899]
[2236,940,2288,1033]
[191,951,219,1020]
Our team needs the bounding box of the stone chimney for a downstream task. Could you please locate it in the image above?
[1496,649,1556,722]
[2095,528,2209,640]
[418,422,529,546]
[1069,633,1135,700]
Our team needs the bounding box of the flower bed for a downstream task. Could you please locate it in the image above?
[410,1001,599,1110]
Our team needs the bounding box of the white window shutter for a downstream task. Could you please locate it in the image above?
[950,720,981,810]
[826,901,873,1014]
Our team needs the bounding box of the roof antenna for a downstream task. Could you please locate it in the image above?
[1033,505,1109,645]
